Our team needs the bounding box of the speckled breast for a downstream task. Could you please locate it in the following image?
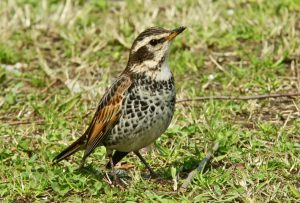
[103,74,176,152]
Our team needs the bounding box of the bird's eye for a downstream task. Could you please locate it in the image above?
[149,39,159,46]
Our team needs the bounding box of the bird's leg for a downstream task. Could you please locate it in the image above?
[134,151,159,178]
[106,151,129,169]
[79,156,87,169]
[108,155,124,186]
[109,155,117,178]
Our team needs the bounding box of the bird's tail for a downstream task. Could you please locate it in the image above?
[52,135,86,164]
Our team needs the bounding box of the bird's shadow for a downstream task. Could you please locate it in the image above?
[74,164,104,181]
[72,154,214,185]
[75,164,132,183]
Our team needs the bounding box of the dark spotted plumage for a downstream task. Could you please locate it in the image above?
[53,26,186,181]
[103,73,175,148]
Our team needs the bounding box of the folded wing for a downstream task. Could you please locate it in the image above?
[53,74,132,164]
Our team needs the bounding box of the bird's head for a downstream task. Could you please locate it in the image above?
[125,26,186,74]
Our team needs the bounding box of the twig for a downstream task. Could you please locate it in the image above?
[179,143,219,192]
[3,110,92,126]
[36,48,57,81]
[209,55,228,75]
[6,120,45,125]
[41,79,59,93]
[177,93,300,103]
[5,93,300,124]
[277,112,292,142]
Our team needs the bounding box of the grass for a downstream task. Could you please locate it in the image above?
[0,0,300,202]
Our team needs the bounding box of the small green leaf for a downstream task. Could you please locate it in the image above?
[18,139,30,151]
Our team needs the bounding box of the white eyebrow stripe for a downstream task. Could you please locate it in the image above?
[132,33,167,52]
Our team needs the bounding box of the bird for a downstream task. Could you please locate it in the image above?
[53,26,186,181]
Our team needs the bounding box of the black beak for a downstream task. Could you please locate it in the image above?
[166,26,186,41]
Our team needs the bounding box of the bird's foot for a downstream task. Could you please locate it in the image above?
[104,171,128,188]
[142,171,162,181]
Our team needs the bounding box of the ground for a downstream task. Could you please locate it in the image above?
[0,0,300,202]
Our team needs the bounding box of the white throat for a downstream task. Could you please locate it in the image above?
[145,62,172,81]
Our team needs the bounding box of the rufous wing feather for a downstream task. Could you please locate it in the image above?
[53,75,132,164]
[82,75,132,160]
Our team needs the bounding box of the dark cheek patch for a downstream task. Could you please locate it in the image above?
[129,46,154,65]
